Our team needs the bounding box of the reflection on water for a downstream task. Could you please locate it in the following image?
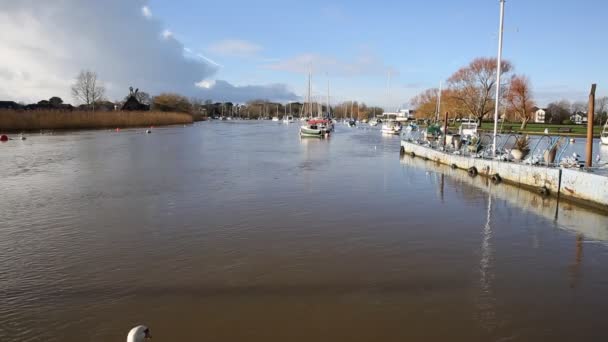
[2,122,608,341]
[477,189,496,332]
[400,154,608,241]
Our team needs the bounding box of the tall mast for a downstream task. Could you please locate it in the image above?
[388,71,391,112]
[327,77,330,118]
[492,0,506,156]
[435,81,442,122]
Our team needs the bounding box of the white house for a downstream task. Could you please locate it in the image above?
[534,108,547,123]
[383,109,416,122]
[570,112,588,125]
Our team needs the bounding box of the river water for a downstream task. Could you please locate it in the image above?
[1,121,608,341]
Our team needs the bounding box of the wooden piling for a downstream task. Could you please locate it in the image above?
[586,84,596,168]
[443,112,449,147]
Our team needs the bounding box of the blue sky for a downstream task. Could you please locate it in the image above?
[147,0,608,106]
[1,0,605,106]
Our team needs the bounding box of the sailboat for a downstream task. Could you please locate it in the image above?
[300,72,333,138]
[381,72,402,135]
[601,119,608,145]
[283,103,294,123]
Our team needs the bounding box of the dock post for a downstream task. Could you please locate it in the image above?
[586,84,596,168]
[443,111,449,147]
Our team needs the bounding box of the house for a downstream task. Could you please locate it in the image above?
[0,101,23,110]
[122,87,150,111]
[397,109,416,121]
[570,111,588,125]
[533,107,547,123]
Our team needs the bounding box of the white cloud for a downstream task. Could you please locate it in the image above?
[0,1,296,103]
[266,51,398,77]
[161,29,173,39]
[208,39,262,58]
[141,6,152,18]
[195,80,216,89]
[194,80,298,102]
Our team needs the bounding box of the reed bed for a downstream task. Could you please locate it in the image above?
[0,110,193,131]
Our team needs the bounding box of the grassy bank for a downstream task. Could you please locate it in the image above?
[0,110,193,131]
[479,122,601,135]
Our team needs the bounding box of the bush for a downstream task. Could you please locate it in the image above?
[152,93,192,113]
[562,119,573,125]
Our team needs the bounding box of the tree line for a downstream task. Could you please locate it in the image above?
[410,57,608,129]
[46,70,384,119]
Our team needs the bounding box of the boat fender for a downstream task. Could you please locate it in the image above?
[539,186,550,196]
[411,152,416,158]
[400,146,405,155]
[0,134,8,142]
[451,164,458,169]
[491,174,502,184]
[468,167,478,177]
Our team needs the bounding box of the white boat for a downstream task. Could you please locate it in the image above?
[601,119,608,145]
[271,116,279,122]
[283,115,294,124]
[381,120,402,135]
[458,121,478,139]
[369,118,379,127]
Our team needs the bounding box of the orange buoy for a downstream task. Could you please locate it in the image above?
[1,135,8,142]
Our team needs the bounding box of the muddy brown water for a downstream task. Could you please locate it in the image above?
[2,121,608,341]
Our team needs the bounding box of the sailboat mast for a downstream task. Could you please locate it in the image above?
[492,0,506,156]
[435,81,442,122]
[327,77,330,118]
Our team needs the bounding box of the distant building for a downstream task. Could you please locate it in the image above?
[0,101,22,110]
[570,112,588,125]
[533,107,547,123]
[383,109,416,122]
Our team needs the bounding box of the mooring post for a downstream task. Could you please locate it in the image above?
[586,84,596,168]
[443,111,449,147]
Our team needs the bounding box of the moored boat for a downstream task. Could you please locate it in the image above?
[601,119,608,145]
[300,119,329,138]
[381,120,402,134]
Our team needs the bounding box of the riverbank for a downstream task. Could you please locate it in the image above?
[477,122,601,137]
[0,110,193,132]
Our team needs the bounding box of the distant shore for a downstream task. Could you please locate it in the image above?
[0,110,193,132]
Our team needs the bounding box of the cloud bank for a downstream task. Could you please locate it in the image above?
[266,52,398,77]
[0,0,296,103]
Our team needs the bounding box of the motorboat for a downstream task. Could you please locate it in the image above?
[271,116,280,122]
[458,121,478,139]
[283,115,294,124]
[381,120,402,135]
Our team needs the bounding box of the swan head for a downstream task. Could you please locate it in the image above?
[127,325,152,342]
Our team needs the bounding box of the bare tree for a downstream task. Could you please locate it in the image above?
[571,101,586,114]
[506,75,536,130]
[595,96,608,124]
[447,57,512,122]
[71,70,105,111]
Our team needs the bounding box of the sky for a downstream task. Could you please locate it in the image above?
[1,0,607,108]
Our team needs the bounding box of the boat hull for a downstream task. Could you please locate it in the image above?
[601,136,608,145]
[300,126,324,137]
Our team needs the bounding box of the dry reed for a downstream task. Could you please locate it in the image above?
[0,110,193,131]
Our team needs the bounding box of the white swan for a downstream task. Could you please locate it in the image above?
[127,325,151,342]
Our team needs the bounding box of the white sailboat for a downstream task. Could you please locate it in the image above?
[381,71,402,135]
[283,103,294,123]
[601,119,608,145]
